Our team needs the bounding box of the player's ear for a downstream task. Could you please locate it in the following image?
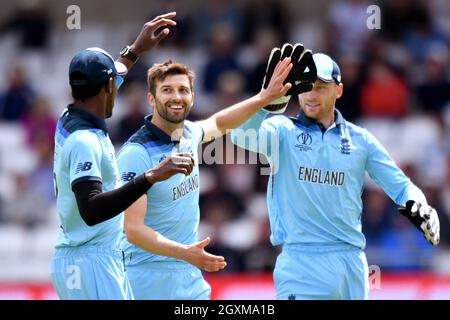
[190,91,195,107]
[147,92,155,107]
[336,82,343,99]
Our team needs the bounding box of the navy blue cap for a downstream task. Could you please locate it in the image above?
[69,47,127,87]
[313,53,341,84]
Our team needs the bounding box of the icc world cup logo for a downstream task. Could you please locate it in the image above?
[295,132,312,151]
[297,132,312,146]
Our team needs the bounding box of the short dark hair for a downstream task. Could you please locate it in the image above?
[70,71,107,100]
[147,60,194,95]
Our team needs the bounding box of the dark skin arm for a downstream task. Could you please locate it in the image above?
[73,153,194,226]
[117,12,177,71]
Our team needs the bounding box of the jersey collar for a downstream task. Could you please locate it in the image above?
[144,114,190,144]
[296,108,346,128]
[67,104,108,133]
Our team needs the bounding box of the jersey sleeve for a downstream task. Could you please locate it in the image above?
[364,129,427,206]
[66,131,103,188]
[231,110,282,159]
[189,121,205,146]
[117,143,151,184]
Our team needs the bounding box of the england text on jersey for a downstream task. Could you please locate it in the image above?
[172,174,200,200]
[298,166,345,186]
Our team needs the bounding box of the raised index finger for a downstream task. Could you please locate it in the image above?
[152,11,177,22]
[152,18,177,29]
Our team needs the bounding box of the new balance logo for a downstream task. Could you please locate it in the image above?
[75,162,92,174]
[121,172,136,182]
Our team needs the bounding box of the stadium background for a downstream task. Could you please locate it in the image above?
[0,0,450,299]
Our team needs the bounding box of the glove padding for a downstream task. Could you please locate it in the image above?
[398,200,440,245]
[262,43,317,113]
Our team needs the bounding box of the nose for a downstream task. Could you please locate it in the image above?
[302,89,315,101]
[171,90,183,101]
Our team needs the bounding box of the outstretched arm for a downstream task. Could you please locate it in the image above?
[365,130,440,245]
[125,195,227,272]
[197,57,292,143]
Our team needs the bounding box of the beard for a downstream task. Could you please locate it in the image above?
[154,99,191,124]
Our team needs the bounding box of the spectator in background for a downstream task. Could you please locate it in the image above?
[0,63,35,121]
[414,48,450,115]
[3,135,54,229]
[246,28,280,94]
[203,23,243,93]
[336,54,365,121]
[215,71,247,112]
[0,2,50,50]
[379,0,428,42]
[193,0,242,46]
[360,60,410,118]
[402,3,448,64]
[327,0,372,56]
[362,188,396,246]
[199,191,247,271]
[241,0,289,45]
[112,84,147,145]
[21,95,56,149]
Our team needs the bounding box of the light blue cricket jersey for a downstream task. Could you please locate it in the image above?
[117,115,204,265]
[53,105,123,249]
[231,109,426,250]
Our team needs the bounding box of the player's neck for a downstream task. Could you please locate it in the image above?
[151,116,184,140]
[73,96,106,119]
[317,110,335,129]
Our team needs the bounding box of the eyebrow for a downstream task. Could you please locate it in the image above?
[160,85,190,90]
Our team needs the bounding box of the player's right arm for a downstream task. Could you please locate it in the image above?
[118,144,227,272]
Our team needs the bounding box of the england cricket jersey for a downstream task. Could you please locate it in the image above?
[53,105,123,249]
[117,115,204,265]
[231,109,426,249]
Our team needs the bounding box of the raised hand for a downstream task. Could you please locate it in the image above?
[259,57,293,106]
[130,12,177,55]
[262,43,317,114]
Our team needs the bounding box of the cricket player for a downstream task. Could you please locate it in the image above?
[117,56,295,299]
[51,13,196,300]
[231,44,441,300]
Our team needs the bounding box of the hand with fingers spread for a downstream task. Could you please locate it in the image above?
[398,200,440,245]
[183,237,227,272]
[259,57,293,107]
[144,152,194,184]
[129,12,177,56]
[262,43,317,114]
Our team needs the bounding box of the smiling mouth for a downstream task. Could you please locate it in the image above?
[305,103,320,109]
[167,104,185,111]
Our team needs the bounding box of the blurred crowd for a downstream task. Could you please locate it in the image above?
[0,0,450,278]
